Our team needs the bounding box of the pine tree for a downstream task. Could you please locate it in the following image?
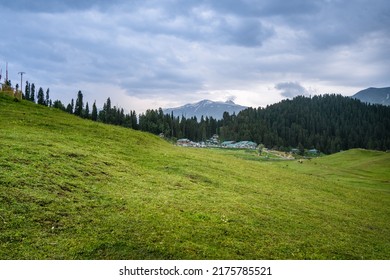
[84,102,90,119]
[30,83,35,102]
[131,110,138,129]
[91,101,98,121]
[74,90,83,116]
[45,88,50,106]
[37,87,45,105]
[105,97,112,123]
[66,99,74,114]
[25,81,30,100]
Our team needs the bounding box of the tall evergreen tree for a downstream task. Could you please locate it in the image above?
[105,97,112,123]
[91,101,98,121]
[45,88,50,106]
[24,81,30,100]
[74,90,83,116]
[84,102,90,119]
[30,83,35,102]
[37,87,45,105]
[131,110,138,129]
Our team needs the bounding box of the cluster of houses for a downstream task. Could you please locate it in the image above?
[176,138,205,147]
[176,134,321,156]
[176,134,258,149]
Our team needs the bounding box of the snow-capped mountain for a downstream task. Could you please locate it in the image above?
[163,99,248,120]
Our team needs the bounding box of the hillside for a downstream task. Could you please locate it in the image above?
[1,94,390,259]
[352,87,390,106]
[163,99,247,120]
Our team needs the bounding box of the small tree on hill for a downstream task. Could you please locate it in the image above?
[53,100,66,111]
[66,99,74,114]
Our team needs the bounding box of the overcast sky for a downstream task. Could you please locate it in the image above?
[1,0,389,112]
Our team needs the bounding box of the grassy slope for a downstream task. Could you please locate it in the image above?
[278,149,390,190]
[1,94,389,260]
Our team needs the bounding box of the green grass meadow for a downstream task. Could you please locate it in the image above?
[1,94,390,259]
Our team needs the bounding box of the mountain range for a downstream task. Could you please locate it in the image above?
[352,87,390,106]
[163,99,247,120]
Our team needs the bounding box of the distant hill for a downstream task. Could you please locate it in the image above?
[352,87,390,106]
[163,99,247,120]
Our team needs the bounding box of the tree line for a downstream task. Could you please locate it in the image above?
[21,85,390,154]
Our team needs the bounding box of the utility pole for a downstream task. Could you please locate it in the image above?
[6,62,8,83]
[18,72,26,94]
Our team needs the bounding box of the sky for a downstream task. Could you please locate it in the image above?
[1,0,389,113]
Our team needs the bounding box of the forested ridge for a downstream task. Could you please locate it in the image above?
[220,94,390,154]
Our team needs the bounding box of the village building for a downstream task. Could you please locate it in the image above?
[231,141,257,149]
[308,149,319,155]
[210,134,219,144]
[221,141,236,147]
[176,138,200,147]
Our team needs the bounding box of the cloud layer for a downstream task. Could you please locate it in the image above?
[1,0,389,112]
